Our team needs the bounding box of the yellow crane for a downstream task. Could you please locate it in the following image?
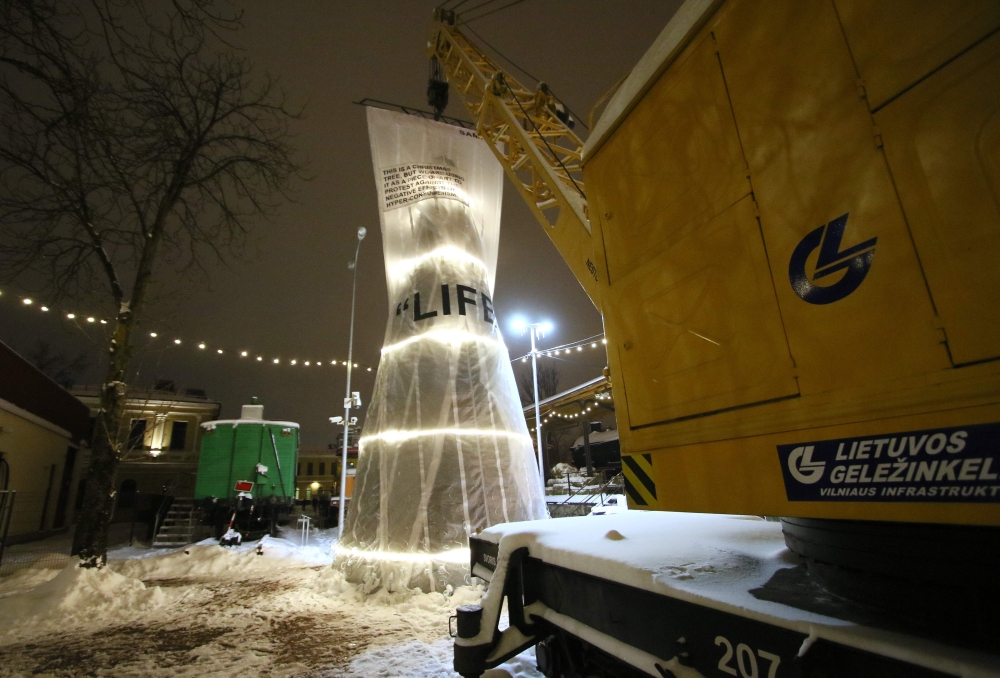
[429,2,1000,677]
[428,10,601,310]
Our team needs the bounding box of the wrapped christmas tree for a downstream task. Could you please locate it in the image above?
[334,107,547,592]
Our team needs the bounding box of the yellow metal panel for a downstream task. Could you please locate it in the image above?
[645,401,1000,526]
[588,34,751,284]
[876,33,1000,365]
[627,355,1000,454]
[582,0,1000,524]
[605,195,798,427]
[834,0,1000,110]
[713,0,950,396]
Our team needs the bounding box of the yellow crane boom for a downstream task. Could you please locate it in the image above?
[428,11,601,311]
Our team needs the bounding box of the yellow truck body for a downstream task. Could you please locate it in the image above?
[579,0,1000,525]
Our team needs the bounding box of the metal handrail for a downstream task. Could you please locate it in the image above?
[553,471,623,507]
[151,494,174,544]
[0,491,16,569]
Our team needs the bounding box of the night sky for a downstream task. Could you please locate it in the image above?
[0,0,681,448]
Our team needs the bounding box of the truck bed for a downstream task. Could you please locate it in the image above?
[460,512,1000,677]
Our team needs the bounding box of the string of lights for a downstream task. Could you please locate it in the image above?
[0,289,378,373]
[510,333,607,363]
[3,287,610,379]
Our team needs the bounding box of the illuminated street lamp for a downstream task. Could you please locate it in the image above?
[512,317,553,482]
[336,226,367,538]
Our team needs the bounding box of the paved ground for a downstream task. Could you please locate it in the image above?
[0,559,490,678]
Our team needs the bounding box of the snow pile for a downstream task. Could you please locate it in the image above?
[310,569,540,678]
[0,563,166,638]
[314,565,481,613]
[112,533,332,580]
[343,638,539,678]
[546,472,598,496]
[0,564,63,598]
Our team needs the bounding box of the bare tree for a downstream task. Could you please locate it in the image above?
[0,0,301,566]
[517,361,560,407]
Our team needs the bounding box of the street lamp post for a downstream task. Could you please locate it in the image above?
[529,325,543,479]
[338,226,366,539]
[513,318,552,485]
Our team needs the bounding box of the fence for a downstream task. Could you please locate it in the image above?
[546,471,625,518]
[0,491,166,577]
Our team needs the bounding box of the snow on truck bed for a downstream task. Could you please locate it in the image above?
[479,511,1000,677]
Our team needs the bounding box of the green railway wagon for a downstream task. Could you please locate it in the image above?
[195,398,298,539]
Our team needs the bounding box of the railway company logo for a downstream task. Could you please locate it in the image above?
[788,213,877,305]
[777,423,1000,504]
[787,445,825,484]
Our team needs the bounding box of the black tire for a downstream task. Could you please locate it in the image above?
[781,518,1000,638]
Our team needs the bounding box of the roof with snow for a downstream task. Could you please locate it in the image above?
[571,428,619,449]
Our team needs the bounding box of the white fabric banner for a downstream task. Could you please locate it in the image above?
[336,107,547,592]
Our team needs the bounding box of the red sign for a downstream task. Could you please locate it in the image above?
[234,480,254,492]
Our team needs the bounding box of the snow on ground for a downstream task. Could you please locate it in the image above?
[0,527,541,677]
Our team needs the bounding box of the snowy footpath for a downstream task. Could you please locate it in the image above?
[0,530,540,677]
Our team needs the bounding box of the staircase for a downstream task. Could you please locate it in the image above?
[152,497,198,548]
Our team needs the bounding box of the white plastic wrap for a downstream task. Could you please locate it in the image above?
[335,108,547,592]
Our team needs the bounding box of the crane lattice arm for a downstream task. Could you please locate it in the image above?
[428,13,601,310]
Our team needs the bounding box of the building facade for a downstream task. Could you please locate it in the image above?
[296,427,359,502]
[295,447,341,502]
[0,341,90,541]
[73,382,221,500]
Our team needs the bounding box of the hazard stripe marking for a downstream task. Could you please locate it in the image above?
[622,453,657,507]
[623,454,657,498]
[623,473,647,506]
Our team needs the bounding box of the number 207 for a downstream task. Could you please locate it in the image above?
[714,636,781,678]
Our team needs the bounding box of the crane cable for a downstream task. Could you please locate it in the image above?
[460,0,529,24]
[436,0,588,131]
[452,0,507,17]
[459,22,588,131]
